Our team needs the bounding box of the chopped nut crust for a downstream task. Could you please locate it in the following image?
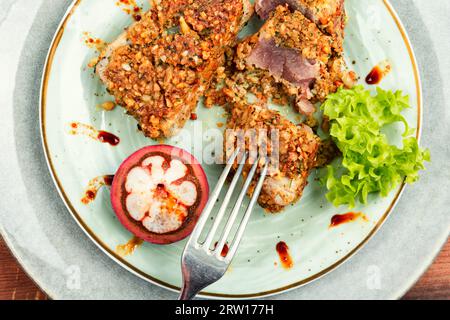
[97,0,252,139]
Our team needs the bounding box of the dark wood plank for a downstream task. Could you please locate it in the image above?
[0,235,448,300]
[0,238,47,300]
[403,240,450,300]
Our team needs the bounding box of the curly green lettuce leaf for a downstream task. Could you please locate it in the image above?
[321,86,430,207]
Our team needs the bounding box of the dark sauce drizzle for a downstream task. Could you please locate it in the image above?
[98,131,120,146]
[81,175,115,205]
[276,241,293,269]
[365,66,382,85]
[103,175,115,186]
[330,212,368,228]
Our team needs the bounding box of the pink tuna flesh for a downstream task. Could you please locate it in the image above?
[296,98,316,116]
[246,38,319,88]
[255,0,304,20]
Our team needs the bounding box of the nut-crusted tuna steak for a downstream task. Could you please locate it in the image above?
[255,0,346,52]
[225,103,320,213]
[235,5,355,115]
[96,0,253,139]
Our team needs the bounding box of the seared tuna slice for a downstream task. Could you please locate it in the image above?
[246,38,320,88]
[255,0,346,52]
[236,6,332,114]
[235,5,356,115]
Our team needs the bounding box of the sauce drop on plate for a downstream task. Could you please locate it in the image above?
[81,175,115,204]
[366,66,382,85]
[98,131,120,146]
[117,0,142,21]
[116,236,144,257]
[82,32,106,51]
[365,60,391,85]
[330,212,368,228]
[69,122,120,146]
[103,175,115,186]
[276,241,293,269]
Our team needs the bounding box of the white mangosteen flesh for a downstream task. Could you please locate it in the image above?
[124,156,198,234]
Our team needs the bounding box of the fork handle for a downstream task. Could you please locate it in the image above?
[179,280,206,300]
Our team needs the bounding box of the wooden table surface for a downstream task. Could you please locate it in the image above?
[0,236,448,300]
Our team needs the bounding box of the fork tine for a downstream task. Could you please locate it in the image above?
[202,151,248,251]
[214,154,263,259]
[189,147,241,242]
[225,160,269,261]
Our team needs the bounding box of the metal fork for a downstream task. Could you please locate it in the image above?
[179,148,269,300]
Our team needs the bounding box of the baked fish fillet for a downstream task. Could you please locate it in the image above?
[96,0,253,139]
[255,0,346,52]
[235,5,355,115]
[225,103,320,213]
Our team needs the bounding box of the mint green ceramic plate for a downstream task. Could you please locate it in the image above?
[40,0,421,298]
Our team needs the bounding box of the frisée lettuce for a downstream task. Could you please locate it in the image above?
[321,86,430,207]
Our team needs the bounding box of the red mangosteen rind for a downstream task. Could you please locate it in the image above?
[111,145,209,245]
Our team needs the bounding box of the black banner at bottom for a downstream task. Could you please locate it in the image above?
[0,300,444,318]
